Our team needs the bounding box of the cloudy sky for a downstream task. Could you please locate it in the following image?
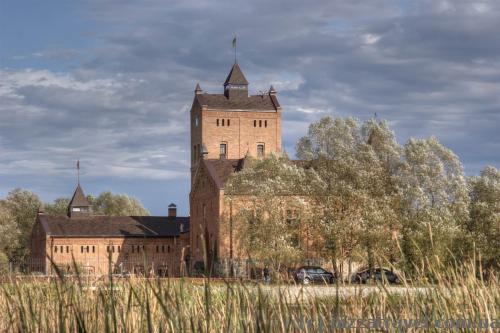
[1,0,499,215]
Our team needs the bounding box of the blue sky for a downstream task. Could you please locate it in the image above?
[1,0,499,215]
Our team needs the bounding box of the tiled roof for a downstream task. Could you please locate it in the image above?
[39,215,189,238]
[224,63,249,85]
[203,158,308,190]
[203,159,244,189]
[195,93,280,111]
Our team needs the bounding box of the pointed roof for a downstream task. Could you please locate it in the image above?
[69,184,90,207]
[224,63,249,86]
[195,83,202,94]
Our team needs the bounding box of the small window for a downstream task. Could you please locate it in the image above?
[131,246,135,253]
[257,144,265,157]
[137,245,140,252]
[66,246,69,253]
[227,119,230,126]
[259,120,262,127]
[54,246,58,253]
[216,119,219,126]
[222,119,225,126]
[81,246,84,253]
[60,246,64,253]
[72,207,81,212]
[265,120,267,127]
[118,246,121,253]
[220,143,227,158]
[254,120,257,127]
[112,246,115,253]
[156,245,159,253]
[162,245,165,253]
[168,245,171,253]
[92,246,95,253]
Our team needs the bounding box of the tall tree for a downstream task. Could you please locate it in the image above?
[296,117,402,276]
[398,137,469,270]
[466,166,500,273]
[1,189,42,261]
[225,155,314,269]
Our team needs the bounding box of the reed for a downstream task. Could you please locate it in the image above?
[0,259,497,332]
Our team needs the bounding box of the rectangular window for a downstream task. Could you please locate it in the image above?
[60,246,64,253]
[220,143,227,158]
[259,120,262,127]
[265,120,267,127]
[216,119,219,126]
[54,246,58,253]
[66,246,69,253]
[254,120,257,127]
[118,246,121,253]
[222,119,225,126]
[257,144,265,157]
[227,119,230,126]
[81,246,84,253]
[162,245,165,253]
[92,246,95,253]
[156,245,159,253]
[168,245,171,253]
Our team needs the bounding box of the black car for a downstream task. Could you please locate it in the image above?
[294,266,335,284]
[350,268,401,284]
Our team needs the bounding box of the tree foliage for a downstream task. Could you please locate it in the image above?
[466,166,500,271]
[90,191,149,216]
[227,116,492,275]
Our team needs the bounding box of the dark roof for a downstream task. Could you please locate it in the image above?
[203,158,245,189]
[203,158,308,190]
[195,93,280,111]
[69,184,90,207]
[38,214,189,238]
[224,63,249,85]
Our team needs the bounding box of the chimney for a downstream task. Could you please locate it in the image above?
[168,203,177,217]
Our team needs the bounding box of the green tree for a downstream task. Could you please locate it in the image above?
[44,198,70,215]
[398,137,469,271]
[296,117,402,276]
[90,191,149,216]
[225,155,314,269]
[466,166,500,273]
[1,189,42,261]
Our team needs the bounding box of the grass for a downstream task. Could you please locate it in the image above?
[0,260,498,332]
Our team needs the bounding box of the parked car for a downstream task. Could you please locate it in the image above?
[350,268,402,284]
[294,266,335,285]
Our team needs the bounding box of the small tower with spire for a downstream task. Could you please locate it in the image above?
[67,161,92,218]
[223,63,249,99]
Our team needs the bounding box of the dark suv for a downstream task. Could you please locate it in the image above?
[350,268,401,284]
[294,266,335,284]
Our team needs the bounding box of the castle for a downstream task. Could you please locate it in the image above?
[30,62,286,276]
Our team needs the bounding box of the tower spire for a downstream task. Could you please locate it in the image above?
[77,159,80,185]
[232,35,237,64]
